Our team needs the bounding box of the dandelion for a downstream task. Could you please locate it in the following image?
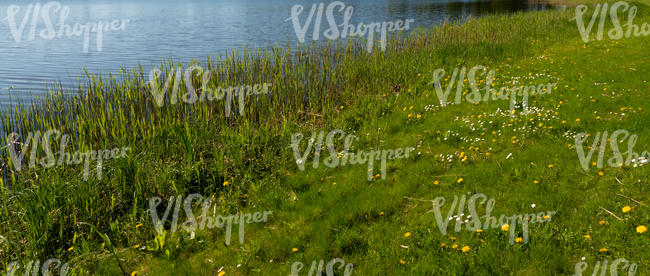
[131,271,138,276]
[404,232,411,238]
[598,171,604,176]
[68,246,74,252]
[223,181,229,186]
[533,180,539,184]
[515,237,523,243]
[434,180,439,185]
[599,220,606,225]
[548,164,554,168]
[379,212,385,215]
[501,224,510,231]
[583,235,591,239]
[543,215,550,220]
[292,248,299,252]
[218,271,226,276]
[136,223,143,228]
[576,118,581,122]
[476,229,483,233]
[457,178,464,183]
[636,225,647,234]
[441,243,446,247]
[599,248,608,252]
[461,246,470,252]
[400,260,406,264]
[452,244,458,249]
[622,206,631,213]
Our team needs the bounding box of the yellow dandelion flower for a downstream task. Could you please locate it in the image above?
[457,178,464,183]
[379,212,385,215]
[476,229,483,233]
[599,248,608,252]
[636,225,647,234]
[461,246,470,252]
[404,232,411,238]
[583,235,591,239]
[292,248,299,252]
[408,114,413,118]
[548,164,554,168]
[501,224,510,231]
[434,180,439,185]
[452,244,458,249]
[441,243,446,247]
[67,246,74,252]
[515,237,523,243]
[576,118,581,122]
[131,271,137,276]
[223,181,229,186]
[218,271,226,276]
[400,260,406,264]
[622,206,631,213]
[136,223,143,228]
[533,180,539,184]
[598,171,604,176]
[599,220,606,225]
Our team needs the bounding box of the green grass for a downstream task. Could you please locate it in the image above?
[1,1,650,275]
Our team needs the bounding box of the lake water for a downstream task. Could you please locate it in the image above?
[0,0,555,105]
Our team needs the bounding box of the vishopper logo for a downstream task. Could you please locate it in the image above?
[3,129,130,180]
[285,1,415,53]
[571,1,650,43]
[2,1,130,53]
[146,65,271,117]
[5,258,69,276]
[574,258,637,276]
[290,258,353,276]
[428,65,556,115]
[413,193,556,245]
[148,193,272,245]
[574,129,649,170]
[289,129,414,181]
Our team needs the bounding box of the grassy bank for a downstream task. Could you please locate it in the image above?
[1,1,649,275]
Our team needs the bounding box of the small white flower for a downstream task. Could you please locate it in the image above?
[531,204,536,208]
[581,257,586,261]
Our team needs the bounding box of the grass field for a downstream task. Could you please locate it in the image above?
[1,1,649,275]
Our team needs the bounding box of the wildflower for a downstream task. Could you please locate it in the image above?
[218,271,226,276]
[408,114,413,118]
[599,248,608,252]
[434,180,439,185]
[404,232,411,238]
[543,215,550,220]
[340,106,344,109]
[533,180,539,184]
[452,244,458,249]
[417,114,422,119]
[476,229,483,233]
[457,178,464,183]
[598,171,604,176]
[131,271,138,276]
[501,224,510,231]
[622,206,631,213]
[292,248,299,252]
[599,220,606,225]
[136,223,143,228]
[583,235,591,239]
[576,118,581,122]
[461,246,470,252]
[548,164,554,168]
[441,243,446,247]
[68,246,74,252]
[515,237,523,243]
[379,212,385,215]
[400,260,406,264]
[637,225,647,234]
[223,181,229,186]
[332,182,336,185]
